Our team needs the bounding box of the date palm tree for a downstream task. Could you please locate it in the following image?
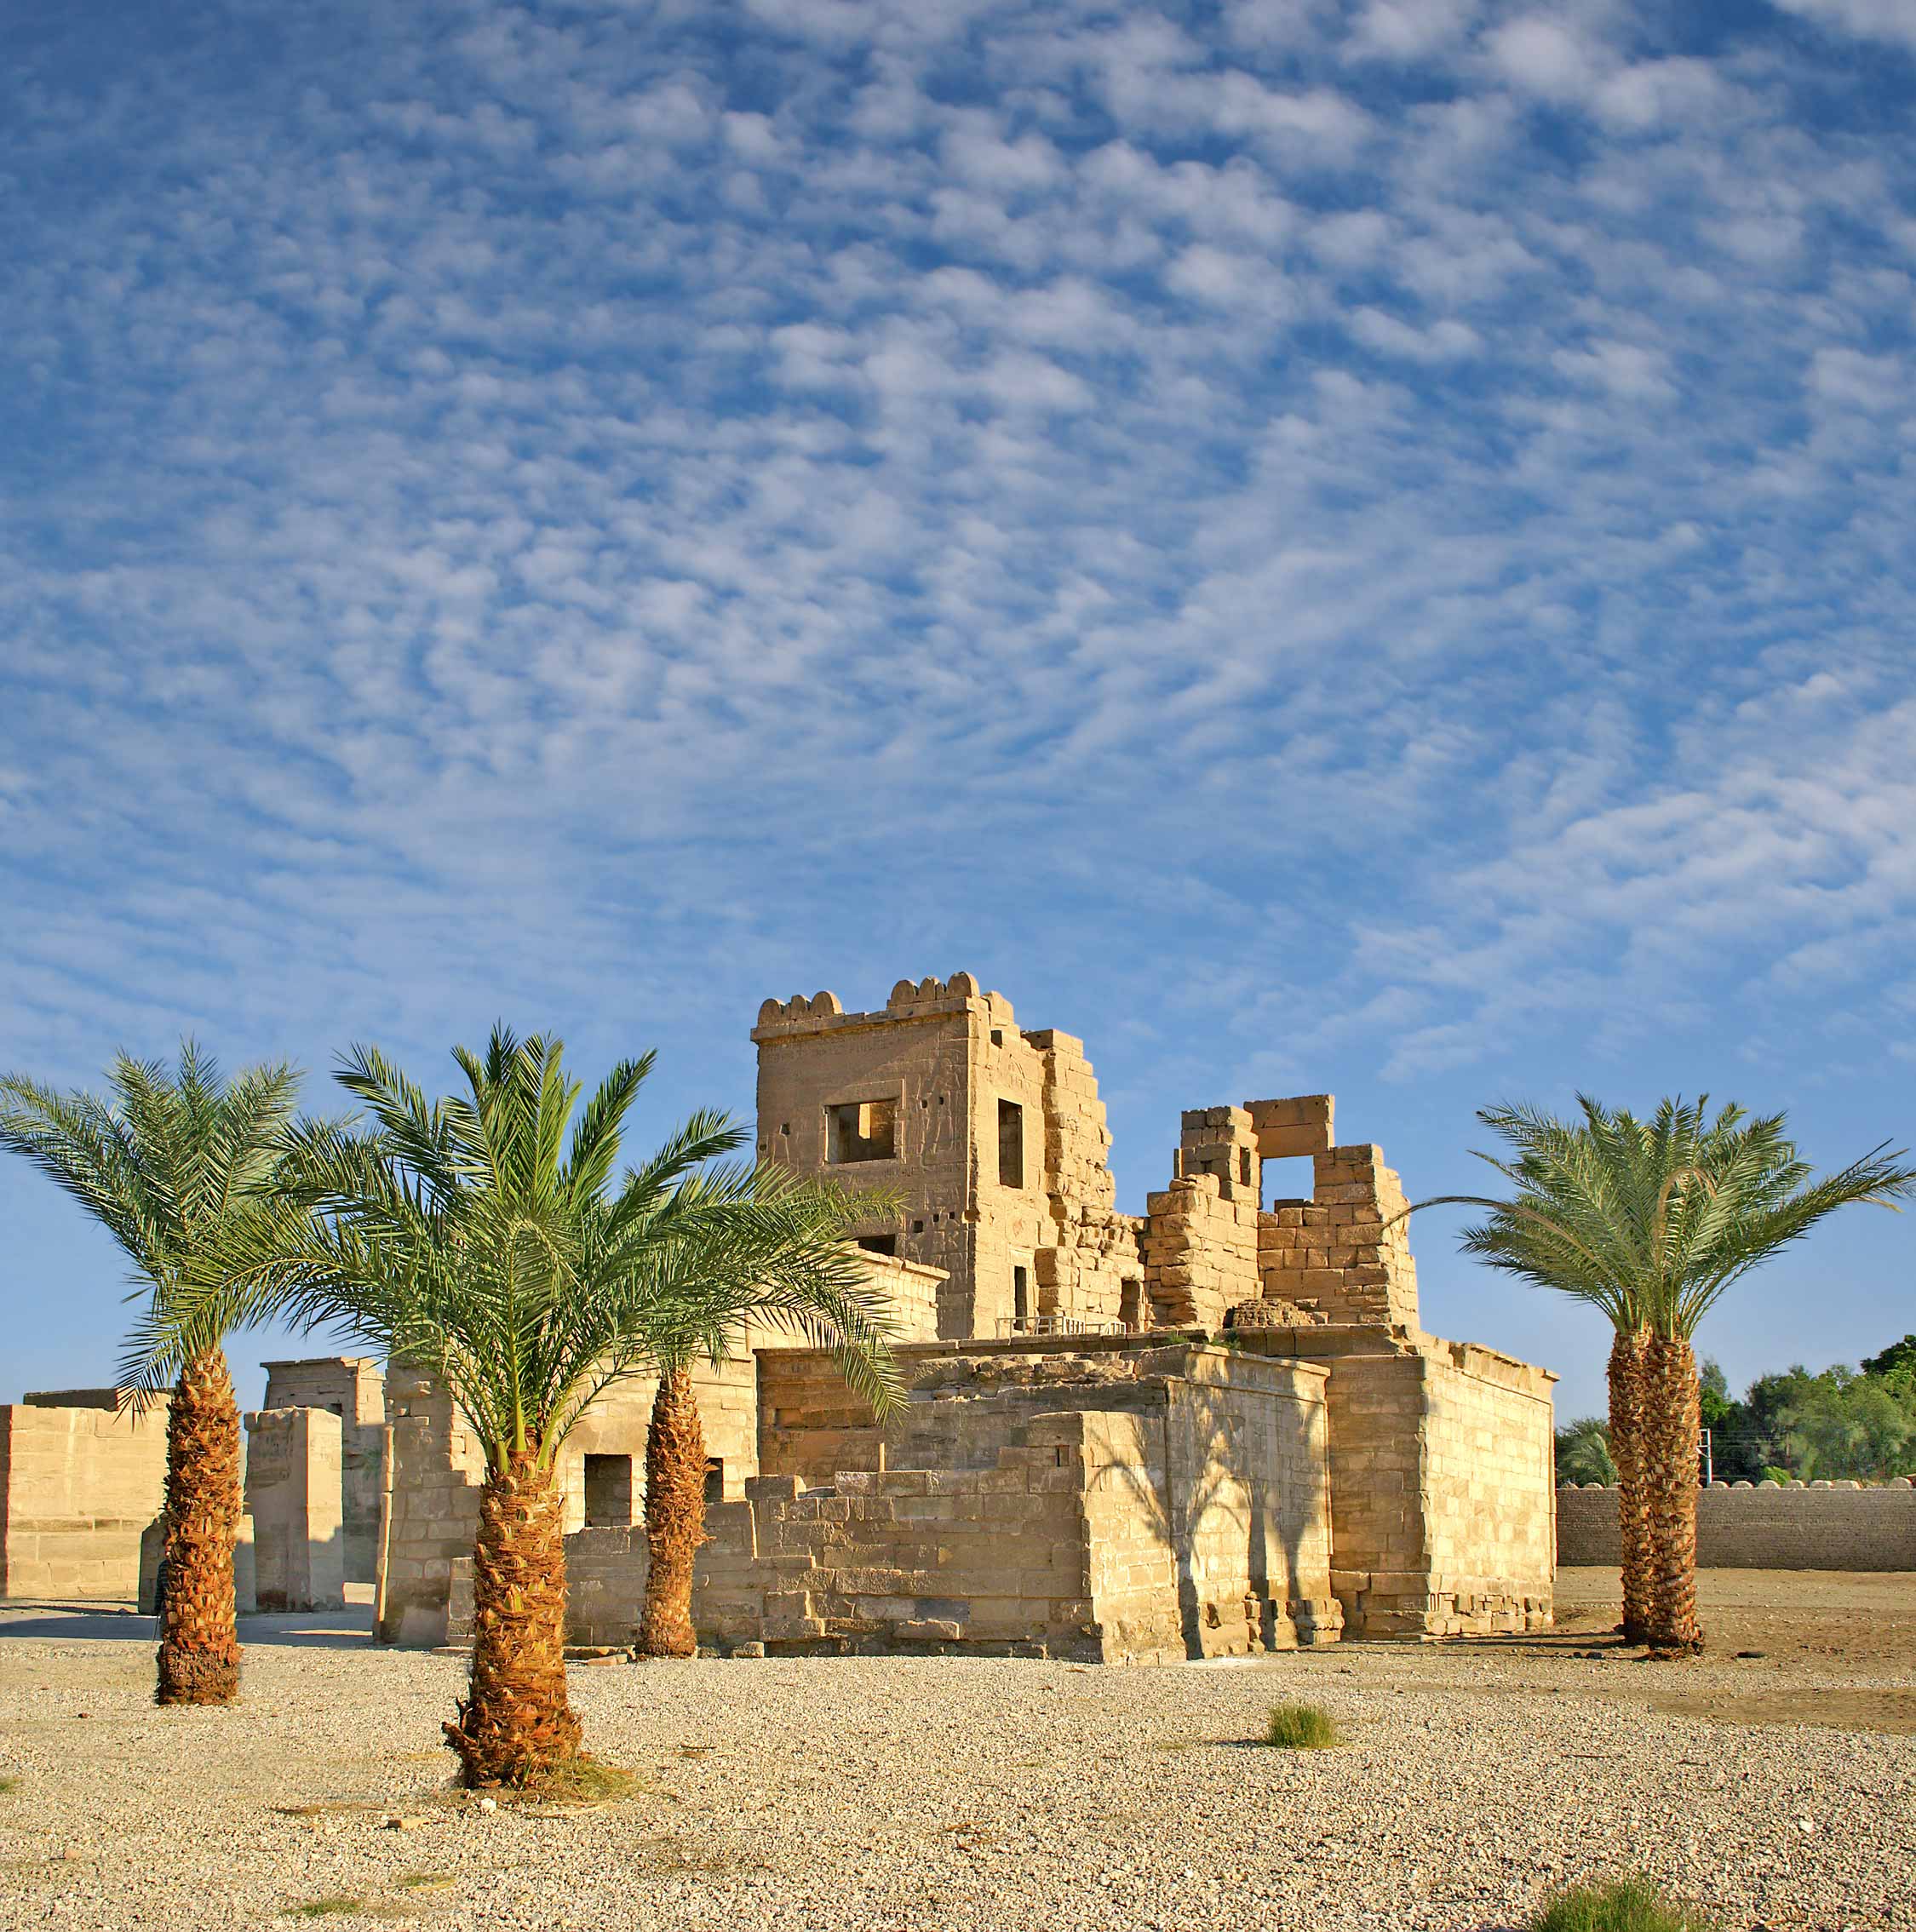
[1555,1414,1620,1488]
[631,1175,903,1660]
[199,1026,899,1786]
[1414,1104,1665,1640]
[1412,1098,1912,1652]
[0,1043,301,1706]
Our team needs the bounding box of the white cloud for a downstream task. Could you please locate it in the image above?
[1550,340,1678,402]
[1770,0,1916,51]
[1346,0,1478,61]
[1349,307,1482,363]
[3,0,1913,1155]
[1485,16,1611,102]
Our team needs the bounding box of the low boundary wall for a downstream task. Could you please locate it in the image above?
[0,1397,170,1600]
[1557,1481,1916,1570]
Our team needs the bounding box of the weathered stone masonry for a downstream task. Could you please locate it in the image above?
[406,972,1559,1654]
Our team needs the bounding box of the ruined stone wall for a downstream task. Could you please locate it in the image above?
[515,1499,764,1652]
[379,1367,487,1644]
[758,1334,1165,1484]
[1071,1411,1185,1660]
[261,1357,385,1584]
[1419,1341,1557,1631]
[469,1427,1180,1661]
[1164,1359,1342,1653]
[852,1251,945,1340]
[1230,1327,1554,1637]
[1026,1028,1140,1327]
[381,1356,755,1643]
[0,1396,169,1600]
[1307,1341,1432,1635]
[1258,1142,1420,1332]
[245,1406,345,1612]
[757,1336,1338,1658]
[1558,1479,1916,1570]
[1143,1173,1260,1328]
[556,1352,758,1529]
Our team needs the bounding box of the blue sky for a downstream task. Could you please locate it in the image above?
[3,0,1913,1419]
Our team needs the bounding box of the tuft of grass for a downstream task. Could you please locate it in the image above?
[1263,1702,1340,1750]
[288,1897,365,1919]
[396,1873,454,1894]
[0,1776,18,1795]
[1530,1878,1721,1932]
[499,1754,639,1806]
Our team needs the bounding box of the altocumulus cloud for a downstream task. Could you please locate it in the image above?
[3,0,1914,1407]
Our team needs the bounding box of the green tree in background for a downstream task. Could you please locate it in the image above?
[1555,1415,1621,1486]
[1862,1333,1916,1385]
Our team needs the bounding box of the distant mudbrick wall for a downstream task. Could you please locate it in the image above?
[1558,1481,1916,1571]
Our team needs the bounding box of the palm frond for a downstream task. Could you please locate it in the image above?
[3,1044,310,1401]
[1454,1098,1915,1346]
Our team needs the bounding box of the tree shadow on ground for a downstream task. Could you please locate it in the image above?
[1424,1628,1632,1656]
[0,1604,378,1648]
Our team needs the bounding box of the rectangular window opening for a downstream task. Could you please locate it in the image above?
[1013,1265,1030,1323]
[703,1459,725,1505]
[829,1098,897,1164]
[1119,1278,1144,1331]
[998,1098,1024,1189]
[856,1233,898,1257]
[583,1453,634,1528]
[1262,1156,1315,1211]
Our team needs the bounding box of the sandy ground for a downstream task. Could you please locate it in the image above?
[1,1569,1912,1932]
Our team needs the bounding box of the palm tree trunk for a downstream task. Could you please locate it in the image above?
[1640,1333,1704,1652]
[444,1452,582,1786]
[156,1349,244,1706]
[636,1367,705,1659]
[1606,1324,1653,1644]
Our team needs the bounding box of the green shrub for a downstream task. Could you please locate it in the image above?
[1263,1702,1339,1749]
[1530,1877,1720,1932]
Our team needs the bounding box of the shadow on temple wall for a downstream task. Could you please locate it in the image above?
[1075,1366,1325,1660]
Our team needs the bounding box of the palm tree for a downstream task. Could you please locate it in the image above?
[0,1043,301,1706]
[1555,1415,1620,1487]
[203,1027,900,1786]
[1393,1102,1658,1639]
[630,1171,903,1660]
[1410,1098,1912,1652]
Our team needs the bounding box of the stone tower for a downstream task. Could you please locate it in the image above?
[753,974,1142,1339]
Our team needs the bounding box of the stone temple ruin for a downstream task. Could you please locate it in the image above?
[1,974,1557,1659]
[399,974,1557,1657]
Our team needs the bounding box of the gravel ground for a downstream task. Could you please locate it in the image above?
[2,1574,1912,1932]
